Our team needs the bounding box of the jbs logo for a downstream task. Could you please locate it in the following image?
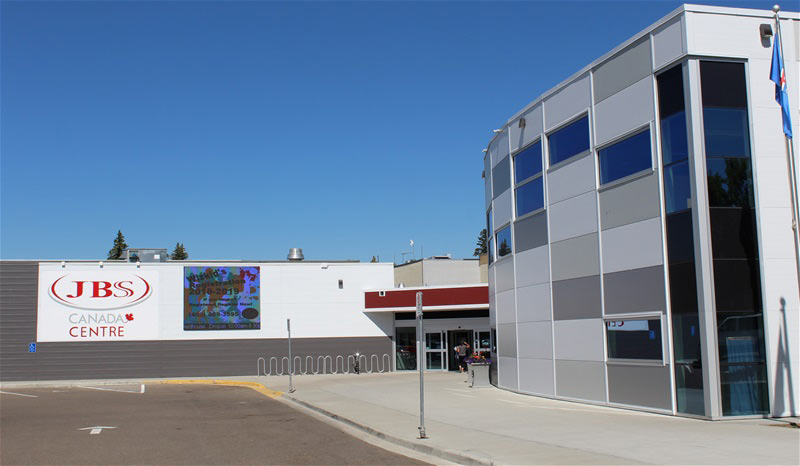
[49,272,151,310]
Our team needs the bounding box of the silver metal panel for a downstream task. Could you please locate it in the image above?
[492,156,511,198]
[495,289,517,325]
[599,172,661,230]
[510,105,543,153]
[498,356,519,390]
[555,359,607,402]
[518,358,555,396]
[594,76,654,146]
[653,16,684,70]
[549,191,599,243]
[514,245,550,288]
[603,266,667,315]
[517,321,553,359]
[593,38,652,104]
[490,131,509,168]
[515,282,551,323]
[498,324,518,358]
[493,189,513,231]
[484,155,492,210]
[553,319,605,362]
[547,153,596,205]
[494,256,515,293]
[514,212,548,253]
[607,364,672,410]
[552,275,602,320]
[544,73,591,131]
[551,233,600,281]
[601,217,664,274]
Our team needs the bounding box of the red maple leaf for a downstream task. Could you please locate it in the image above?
[125,313,134,321]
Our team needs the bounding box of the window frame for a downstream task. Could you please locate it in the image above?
[604,312,667,366]
[596,124,655,190]
[494,223,513,261]
[513,138,546,220]
[547,113,591,170]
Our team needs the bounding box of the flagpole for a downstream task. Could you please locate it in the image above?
[774,4,800,296]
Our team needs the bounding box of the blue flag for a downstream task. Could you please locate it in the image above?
[770,30,793,139]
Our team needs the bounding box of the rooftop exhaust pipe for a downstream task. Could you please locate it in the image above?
[287,248,304,261]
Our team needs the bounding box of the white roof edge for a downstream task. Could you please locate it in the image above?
[364,283,488,293]
[488,3,799,145]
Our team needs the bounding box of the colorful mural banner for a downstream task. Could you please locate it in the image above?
[183,266,260,330]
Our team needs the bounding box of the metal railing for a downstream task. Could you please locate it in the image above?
[257,353,392,376]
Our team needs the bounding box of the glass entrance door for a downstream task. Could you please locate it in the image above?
[474,330,491,357]
[425,331,447,370]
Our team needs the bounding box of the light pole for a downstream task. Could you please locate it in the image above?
[416,291,427,439]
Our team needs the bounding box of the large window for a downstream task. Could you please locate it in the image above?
[606,318,663,360]
[598,129,652,185]
[495,225,512,258]
[548,115,590,166]
[514,140,544,217]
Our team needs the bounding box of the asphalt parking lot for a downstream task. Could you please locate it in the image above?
[0,383,428,465]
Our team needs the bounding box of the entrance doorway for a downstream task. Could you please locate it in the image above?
[447,330,473,372]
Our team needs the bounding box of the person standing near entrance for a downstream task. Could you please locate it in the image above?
[455,340,470,373]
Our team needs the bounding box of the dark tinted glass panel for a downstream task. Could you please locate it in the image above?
[709,208,758,260]
[703,108,751,158]
[515,177,544,217]
[668,262,699,314]
[599,129,652,184]
[657,65,686,118]
[515,141,542,182]
[700,61,748,108]
[606,319,663,360]
[717,310,769,415]
[707,158,754,207]
[549,116,590,165]
[666,210,695,264]
[496,226,512,258]
[395,327,417,370]
[395,310,489,320]
[489,237,494,264]
[661,111,689,165]
[712,259,762,312]
[663,161,692,214]
[492,157,511,198]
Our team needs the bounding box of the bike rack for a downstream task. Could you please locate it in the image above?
[257,353,392,376]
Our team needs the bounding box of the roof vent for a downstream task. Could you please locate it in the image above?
[287,248,304,261]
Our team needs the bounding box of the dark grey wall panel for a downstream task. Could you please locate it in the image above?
[498,323,518,358]
[514,212,548,253]
[599,172,661,230]
[0,262,391,381]
[604,266,667,314]
[607,364,672,410]
[593,38,652,103]
[492,156,511,198]
[552,275,602,320]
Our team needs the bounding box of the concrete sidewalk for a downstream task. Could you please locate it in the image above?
[256,372,798,466]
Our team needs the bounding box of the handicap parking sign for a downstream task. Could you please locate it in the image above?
[28,343,36,353]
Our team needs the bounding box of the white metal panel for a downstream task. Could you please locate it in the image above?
[764,306,800,416]
[544,74,591,131]
[498,356,519,390]
[547,153,596,204]
[514,245,550,288]
[685,12,773,60]
[517,321,553,359]
[553,318,605,362]
[490,131,510,168]
[652,16,684,70]
[601,217,663,274]
[549,191,599,243]
[496,289,517,325]
[761,257,800,314]
[510,105,543,153]
[515,282,551,323]
[495,256,515,293]
[493,189,513,230]
[594,76,654,146]
[518,358,555,396]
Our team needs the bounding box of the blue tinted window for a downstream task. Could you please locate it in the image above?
[548,116,590,166]
[514,141,542,183]
[663,161,691,214]
[515,177,544,217]
[606,319,663,360]
[598,129,652,185]
[661,111,689,165]
[496,226,512,258]
[703,108,751,158]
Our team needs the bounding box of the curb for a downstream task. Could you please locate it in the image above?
[160,379,284,399]
[284,395,493,466]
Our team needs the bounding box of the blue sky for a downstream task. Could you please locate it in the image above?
[0,0,784,262]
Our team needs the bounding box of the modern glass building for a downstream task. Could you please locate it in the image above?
[483,4,799,418]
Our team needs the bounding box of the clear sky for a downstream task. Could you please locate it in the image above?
[0,0,785,262]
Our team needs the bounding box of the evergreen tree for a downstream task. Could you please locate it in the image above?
[107,230,128,260]
[171,242,188,260]
[473,229,488,256]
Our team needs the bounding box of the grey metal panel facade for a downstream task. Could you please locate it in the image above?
[599,172,662,230]
[518,358,555,396]
[552,275,602,320]
[495,257,515,293]
[603,266,667,315]
[492,156,511,198]
[514,246,550,288]
[515,282,551,323]
[514,212,548,253]
[549,191,598,243]
[544,73,591,131]
[555,360,606,402]
[517,321,553,359]
[0,262,391,381]
[550,233,600,281]
[653,16,684,69]
[593,38,652,103]
[607,364,672,410]
[509,105,543,153]
[498,323,518,358]
[593,76,654,146]
[547,153,595,205]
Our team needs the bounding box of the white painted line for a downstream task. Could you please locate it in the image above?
[77,385,144,394]
[140,384,145,393]
[498,399,526,405]
[0,391,38,398]
[452,393,475,398]
[78,426,117,435]
[443,388,471,393]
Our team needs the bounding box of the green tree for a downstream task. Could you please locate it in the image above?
[473,228,488,256]
[171,242,188,260]
[107,230,128,260]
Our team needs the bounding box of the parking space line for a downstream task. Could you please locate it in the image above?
[0,391,38,398]
[77,384,145,394]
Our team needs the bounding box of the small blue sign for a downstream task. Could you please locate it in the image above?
[690,325,696,337]
[28,343,36,353]
[648,330,656,340]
